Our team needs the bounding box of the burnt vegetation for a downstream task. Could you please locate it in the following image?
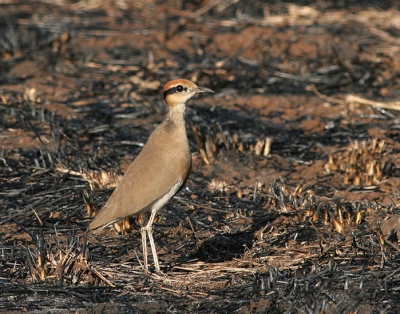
[1,0,400,313]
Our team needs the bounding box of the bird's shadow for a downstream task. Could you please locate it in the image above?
[196,211,279,263]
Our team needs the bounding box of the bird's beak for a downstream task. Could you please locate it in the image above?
[195,87,214,94]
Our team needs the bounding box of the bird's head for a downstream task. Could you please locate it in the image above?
[163,79,214,108]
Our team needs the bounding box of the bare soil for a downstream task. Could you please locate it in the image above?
[1,1,400,313]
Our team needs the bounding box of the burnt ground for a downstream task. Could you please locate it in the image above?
[1,0,400,313]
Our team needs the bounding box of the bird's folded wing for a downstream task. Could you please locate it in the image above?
[89,145,190,229]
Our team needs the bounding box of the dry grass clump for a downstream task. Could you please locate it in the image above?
[207,179,232,194]
[324,138,392,186]
[25,228,90,284]
[267,181,365,235]
[192,123,272,164]
[56,165,120,191]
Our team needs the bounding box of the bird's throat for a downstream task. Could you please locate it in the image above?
[167,103,186,123]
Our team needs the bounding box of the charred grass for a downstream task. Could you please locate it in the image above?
[1,0,400,313]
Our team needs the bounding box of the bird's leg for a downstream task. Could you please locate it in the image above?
[140,226,148,270]
[145,209,160,273]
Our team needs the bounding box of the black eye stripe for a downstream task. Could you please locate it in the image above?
[163,86,187,99]
[163,87,177,99]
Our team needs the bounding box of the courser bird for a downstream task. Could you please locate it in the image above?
[89,79,214,272]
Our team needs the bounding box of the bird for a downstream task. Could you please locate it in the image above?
[89,79,214,272]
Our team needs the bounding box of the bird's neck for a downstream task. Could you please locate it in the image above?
[167,103,186,123]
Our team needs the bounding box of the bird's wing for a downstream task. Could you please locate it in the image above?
[89,141,191,230]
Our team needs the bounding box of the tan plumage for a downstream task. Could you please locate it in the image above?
[88,116,191,228]
[89,79,213,272]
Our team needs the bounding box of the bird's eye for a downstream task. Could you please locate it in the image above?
[176,85,184,92]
